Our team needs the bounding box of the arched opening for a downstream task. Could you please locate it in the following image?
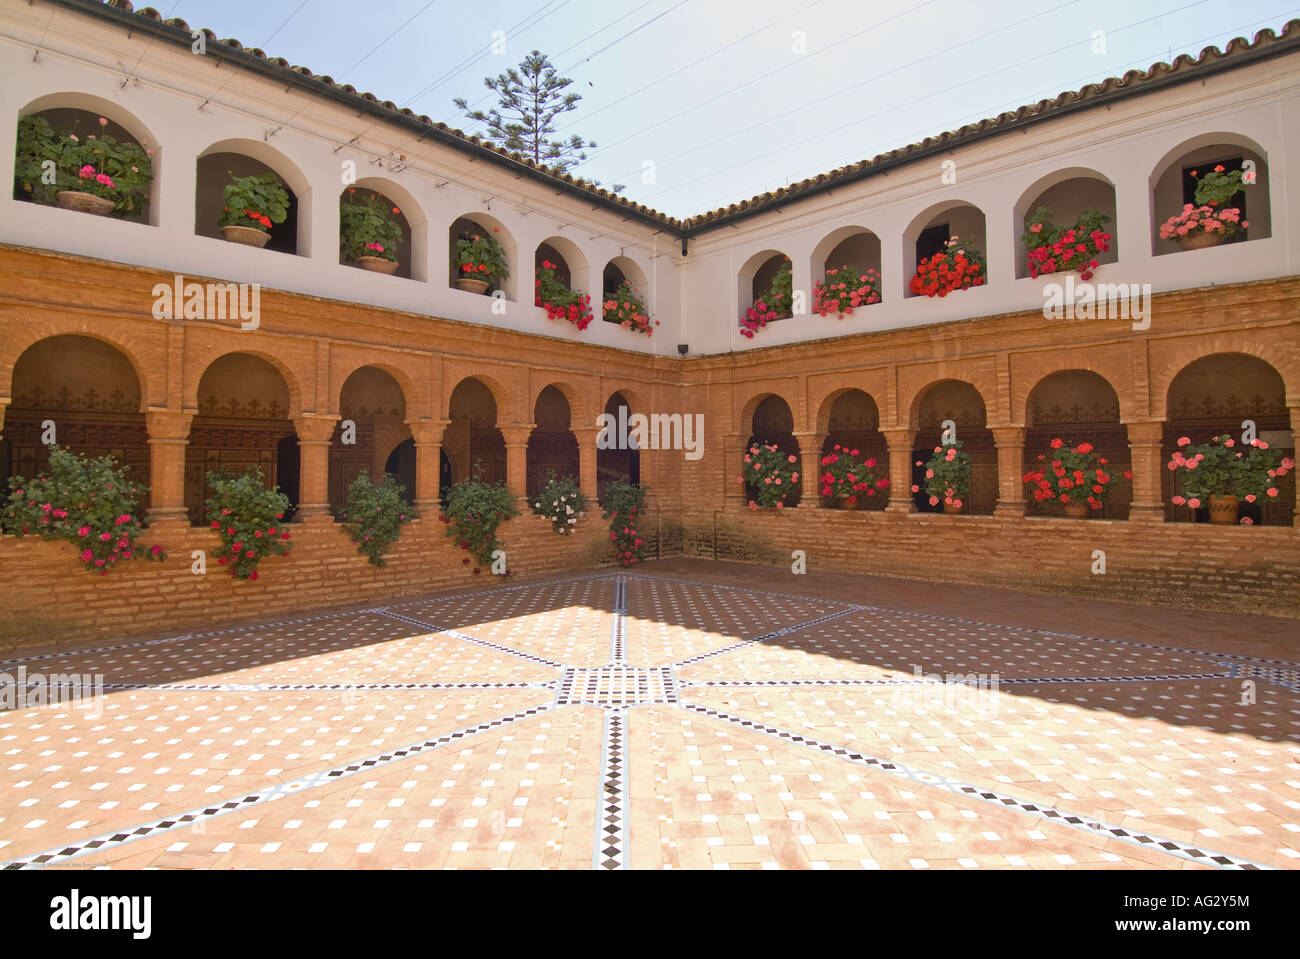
[13,101,157,224]
[1025,370,1130,519]
[188,353,297,523]
[737,250,793,330]
[912,380,994,514]
[527,385,579,499]
[195,140,306,255]
[820,389,888,509]
[1150,134,1271,256]
[1164,354,1293,525]
[449,213,515,300]
[602,255,651,326]
[597,391,640,503]
[811,227,882,313]
[338,183,415,280]
[535,236,590,311]
[442,378,505,487]
[385,439,416,505]
[330,367,411,512]
[745,395,802,507]
[1014,170,1117,279]
[903,202,987,298]
[2,335,147,489]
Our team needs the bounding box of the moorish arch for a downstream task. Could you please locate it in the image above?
[816,387,888,509]
[742,393,802,507]
[1,335,149,488]
[339,178,423,281]
[1163,353,1294,525]
[195,138,311,256]
[187,352,299,523]
[910,379,995,514]
[597,391,641,503]
[443,377,506,487]
[330,366,411,512]
[527,385,580,499]
[1013,167,1118,279]
[1024,370,1131,519]
[1149,131,1272,257]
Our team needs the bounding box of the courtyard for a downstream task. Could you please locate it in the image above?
[1,560,1296,871]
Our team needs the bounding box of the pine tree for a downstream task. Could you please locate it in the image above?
[454,50,622,191]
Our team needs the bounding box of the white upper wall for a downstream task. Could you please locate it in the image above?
[1,0,1296,359]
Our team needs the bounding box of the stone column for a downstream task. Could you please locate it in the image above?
[293,414,340,525]
[881,427,914,513]
[1125,419,1166,523]
[408,420,443,514]
[990,425,1027,518]
[500,425,534,507]
[145,410,194,528]
[793,431,825,507]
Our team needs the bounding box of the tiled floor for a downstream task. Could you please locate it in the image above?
[2,561,1297,870]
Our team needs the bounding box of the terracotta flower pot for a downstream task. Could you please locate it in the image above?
[1178,231,1224,251]
[943,501,961,514]
[1065,501,1089,519]
[456,278,490,295]
[220,225,271,248]
[56,191,115,216]
[1208,494,1239,525]
[358,256,398,275]
[842,498,859,512]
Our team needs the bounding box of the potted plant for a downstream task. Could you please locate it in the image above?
[339,189,404,274]
[1167,434,1293,525]
[204,468,292,580]
[532,471,587,534]
[909,236,986,297]
[1,446,165,573]
[819,444,887,509]
[1159,165,1249,250]
[737,442,800,509]
[536,259,593,330]
[439,465,518,574]
[913,441,972,513]
[218,171,290,248]
[1021,207,1111,280]
[813,265,881,318]
[14,114,153,218]
[336,470,412,565]
[603,282,656,336]
[602,479,649,566]
[454,228,509,294]
[1022,439,1131,518]
[740,257,793,339]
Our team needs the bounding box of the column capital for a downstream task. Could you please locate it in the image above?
[406,420,442,445]
[988,424,1027,446]
[500,423,535,446]
[293,413,341,444]
[145,409,194,440]
[1122,419,1166,444]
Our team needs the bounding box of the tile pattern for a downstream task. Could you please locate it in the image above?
[2,568,1297,870]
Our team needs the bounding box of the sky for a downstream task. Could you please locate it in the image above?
[128,0,1297,217]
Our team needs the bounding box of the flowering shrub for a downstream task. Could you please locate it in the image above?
[813,265,881,318]
[218,171,290,235]
[1,446,164,574]
[909,236,986,297]
[738,443,800,509]
[912,441,972,510]
[1167,434,1292,509]
[603,282,656,336]
[602,479,648,566]
[441,470,518,573]
[340,189,404,263]
[1022,439,1131,513]
[740,257,793,338]
[536,259,593,330]
[455,228,509,285]
[532,472,587,534]
[1020,206,1111,280]
[336,471,411,566]
[204,469,292,580]
[819,445,887,506]
[1159,165,1249,244]
[14,114,153,216]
